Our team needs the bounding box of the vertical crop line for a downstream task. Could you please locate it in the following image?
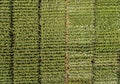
[91,0,97,84]
[9,0,14,83]
[38,0,41,84]
[65,0,68,84]
[118,50,120,84]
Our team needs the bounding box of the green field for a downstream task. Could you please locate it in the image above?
[0,0,120,84]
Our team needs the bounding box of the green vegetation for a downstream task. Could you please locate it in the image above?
[0,0,119,84]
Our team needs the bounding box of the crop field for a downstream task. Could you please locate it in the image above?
[0,0,120,84]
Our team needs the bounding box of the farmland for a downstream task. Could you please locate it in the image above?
[0,0,120,84]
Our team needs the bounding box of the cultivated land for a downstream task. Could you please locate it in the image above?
[0,0,120,84]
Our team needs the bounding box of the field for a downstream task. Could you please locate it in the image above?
[0,0,120,84]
